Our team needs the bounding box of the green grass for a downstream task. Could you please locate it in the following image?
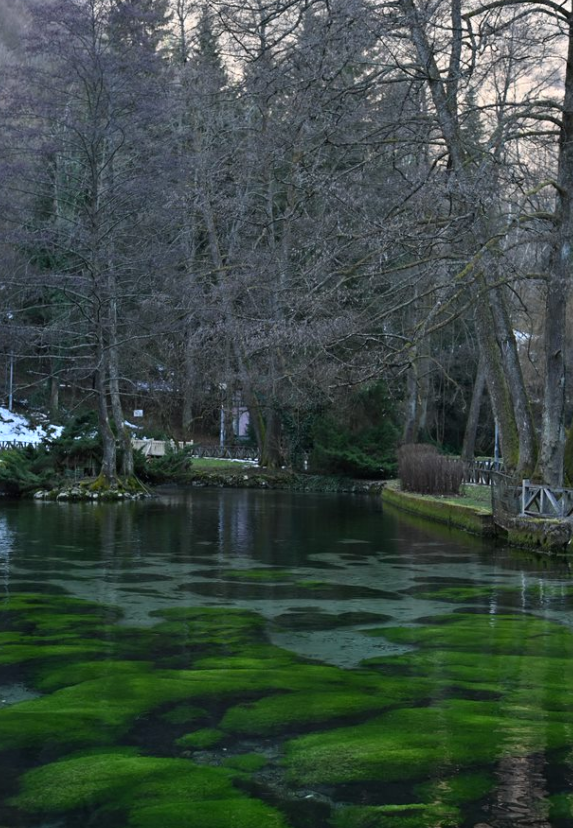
[392,481,492,512]
[413,484,492,512]
[189,458,256,471]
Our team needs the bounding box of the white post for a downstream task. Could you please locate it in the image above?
[521,479,529,516]
[219,405,225,448]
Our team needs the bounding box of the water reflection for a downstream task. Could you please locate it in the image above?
[0,515,12,601]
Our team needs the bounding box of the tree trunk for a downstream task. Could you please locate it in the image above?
[402,338,432,444]
[538,21,573,486]
[485,267,536,474]
[49,365,59,421]
[402,358,420,445]
[182,331,195,437]
[107,282,133,479]
[108,341,133,479]
[401,0,531,474]
[96,338,117,486]
[461,355,486,462]
[472,288,520,470]
[260,407,283,469]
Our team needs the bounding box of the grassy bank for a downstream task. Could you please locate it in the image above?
[382,481,496,537]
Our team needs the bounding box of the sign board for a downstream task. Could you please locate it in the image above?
[133,409,144,418]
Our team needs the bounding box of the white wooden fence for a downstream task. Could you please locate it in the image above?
[131,439,194,458]
[521,479,573,519]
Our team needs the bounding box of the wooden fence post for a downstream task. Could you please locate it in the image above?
[521,479,529,516]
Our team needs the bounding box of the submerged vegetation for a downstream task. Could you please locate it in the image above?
[2,585,573,827]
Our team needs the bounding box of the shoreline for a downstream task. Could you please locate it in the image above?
[382,480,572,554]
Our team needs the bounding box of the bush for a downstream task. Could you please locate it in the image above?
[133,444,195,485]
[0,448,52,495]
[309,382,399,479]
[48,411,102,473]
[398,443,464,495]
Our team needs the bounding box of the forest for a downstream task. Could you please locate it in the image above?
[0,0,572,486]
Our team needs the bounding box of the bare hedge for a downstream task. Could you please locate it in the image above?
[398,443,464,496]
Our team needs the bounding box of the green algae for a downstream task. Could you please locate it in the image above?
[331,802,461,828]
[413,771,495,805]
[0,593,123,634]
[192,646,297,670]
[34,659,156,693]
[160,703,207,725]
[127,799,288,828]
[0,631,26,644]
[220,568,294,581]
[365,613,573,658]
[221,753,268,772]
[1,652,390,753]
[279,611,573,793]
[176,727,225,749]
[10,749,174,811]
[11,749,289,828]
[549,793,573,822]
[0,659,286,752]
[287,580,400,600]
[285,697,571,786]
[273,611,391,631]
[0,641,113,668]
[220,673,431,736]
[0,593,130,684]
[147,607,267,660]
[6,590,573,828]
[410,584,520,603]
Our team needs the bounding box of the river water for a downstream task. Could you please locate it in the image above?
[0,489,572,828]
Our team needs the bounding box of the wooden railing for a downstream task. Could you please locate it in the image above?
[521,479,573,518]
[131,439,258,462]
[465,458,503,486]
[188,444,258,462]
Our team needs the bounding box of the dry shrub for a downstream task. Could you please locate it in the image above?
[398,443,464,495]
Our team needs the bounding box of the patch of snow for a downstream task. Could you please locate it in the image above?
[0,407,63,445]
[201,456,258,465]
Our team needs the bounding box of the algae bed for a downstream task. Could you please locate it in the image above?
[1,488,573,827]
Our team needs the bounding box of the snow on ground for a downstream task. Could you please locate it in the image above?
[0,407,63,445]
